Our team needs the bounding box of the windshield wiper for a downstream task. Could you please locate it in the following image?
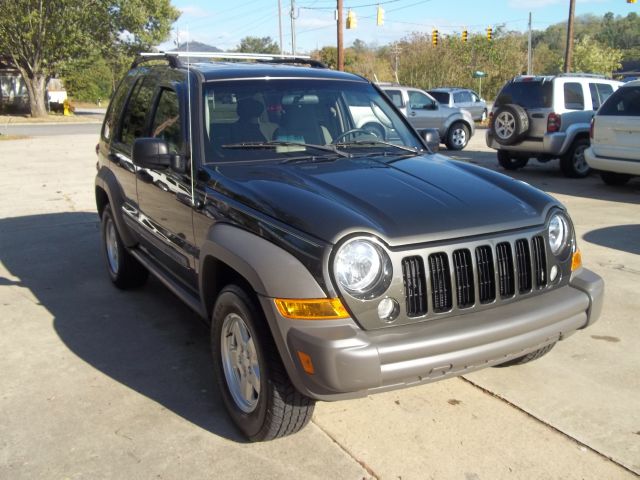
[333,139,420,154]
[222,141,350,158]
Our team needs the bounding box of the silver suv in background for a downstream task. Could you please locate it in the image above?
[428,87,488,122]
[486,74,622,177]
[381,85,475,150]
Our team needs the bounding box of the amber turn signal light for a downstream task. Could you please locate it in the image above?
[274,298,349,320]
[297,351,315,375]
[571,249,582,271]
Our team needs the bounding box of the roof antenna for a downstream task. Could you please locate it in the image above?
[186,27,195,207]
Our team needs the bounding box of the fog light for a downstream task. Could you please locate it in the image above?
[378,298,399,322]
[550,265,558,282]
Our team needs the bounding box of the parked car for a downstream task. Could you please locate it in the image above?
[585,79,640,185]
[428,87,487,122]
[96,52,603,441]
[486,74,622,177]
[380,84,475,150]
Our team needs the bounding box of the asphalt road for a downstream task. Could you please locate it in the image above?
[0,130,638,479]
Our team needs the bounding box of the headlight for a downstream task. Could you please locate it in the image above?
[548,213,570,255]
[334,238,391,298]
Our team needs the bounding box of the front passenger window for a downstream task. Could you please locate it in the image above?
[151,89,183,154]
[119,78,155,149]
[408,91,433,109]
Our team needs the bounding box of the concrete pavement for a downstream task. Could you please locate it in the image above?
[0,133,637,479]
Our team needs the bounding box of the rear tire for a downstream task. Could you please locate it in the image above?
[211,285,315,441]
[494,343,556,367]
[560,138,591,178]
[100,205,148,289]
[446,122,470,150]
[601,171,631,186]
[497,150,529,170]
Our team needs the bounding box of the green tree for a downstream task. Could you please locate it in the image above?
[572,36,623,76]
[236,36,279,54]
[61,55,112,102]
[0,0,179,117]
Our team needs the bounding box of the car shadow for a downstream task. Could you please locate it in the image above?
[583,224,640,255]
[0,212,245,442]
[443,149,640,205]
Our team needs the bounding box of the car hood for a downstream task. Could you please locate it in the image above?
[204,154,560,246]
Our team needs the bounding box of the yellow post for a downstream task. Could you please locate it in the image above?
[63,99,71,116]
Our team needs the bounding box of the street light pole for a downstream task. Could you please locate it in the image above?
[563,0,576,73]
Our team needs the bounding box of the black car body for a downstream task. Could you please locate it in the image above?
[95,53,604,441]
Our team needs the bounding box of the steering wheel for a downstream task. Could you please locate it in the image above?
[332,128,377,144]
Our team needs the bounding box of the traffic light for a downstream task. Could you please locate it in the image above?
[627,0,636,3]
[432,29,438,47]
[461,30,468,43]
[346,9,357,29]
[376,6,384,26]
[486,27,492,41]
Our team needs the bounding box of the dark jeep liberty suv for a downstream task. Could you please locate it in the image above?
[95,52,604,441]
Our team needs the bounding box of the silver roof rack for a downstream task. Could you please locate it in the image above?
[132,51,326,69]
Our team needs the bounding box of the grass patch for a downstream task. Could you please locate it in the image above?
[0,134,29,141]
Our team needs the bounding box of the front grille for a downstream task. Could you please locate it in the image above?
[532,236,547,288]
[402,256,428,317]
[515,239,532,293]
[429,253,452,312]
[400,234,549,318]
[475,246,496,303]
[496,242,515,297]
[453,249,474,308]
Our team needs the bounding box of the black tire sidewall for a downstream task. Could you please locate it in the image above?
[100,206,123,283]
[211,286,270,439]
[446,122,469,150]
[561,138,591,178]
[497,150,528,170]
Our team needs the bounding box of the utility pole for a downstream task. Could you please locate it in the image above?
[337,0,344,71]
[278,0,284,55]
[563,0,576,73]
[392,43,401,82]
[290,0,296,55]
[527,12,533,75]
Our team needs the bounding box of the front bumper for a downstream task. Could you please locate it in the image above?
[262,268,604,401]
[486,130,567,157]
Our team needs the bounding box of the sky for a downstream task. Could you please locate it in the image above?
[159,0,639,53]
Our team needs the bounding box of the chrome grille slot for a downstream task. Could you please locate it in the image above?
[401,256,428,317]
[496,242,515,298]
[475,245,496,303]
[515,239,532,293]
[453,249,474,308]
[429,253,452,312]
[532,236,547,288]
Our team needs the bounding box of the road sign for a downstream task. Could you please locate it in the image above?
[472,71,487,78]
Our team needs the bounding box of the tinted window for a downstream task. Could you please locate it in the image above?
[151,89,183,154]
[495,81,552,108]
[429,91,449,104]
[598,86,640,116]
[119,77,155,148]
[101,72,136,141]
[384,89,404,107]
[564,82,584,110]
[408,91,434,109]
[589,83,614,110]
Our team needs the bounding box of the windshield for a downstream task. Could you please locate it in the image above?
[202,79,423,163]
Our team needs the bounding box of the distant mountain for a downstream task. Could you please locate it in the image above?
[171,41,222,53]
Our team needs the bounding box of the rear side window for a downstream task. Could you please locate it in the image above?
[384,89,404,108]
[564,83,584,110]
[598,86,640,116]
[101,73,136,141]
[495,81,552,109]
[119,77,156,148]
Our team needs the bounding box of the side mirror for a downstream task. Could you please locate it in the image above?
[418,128,440,152]
[133,138,171,170]
[428,102,438,110]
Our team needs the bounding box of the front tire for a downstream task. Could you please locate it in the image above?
[497,150,529,170]
[560,138,591,178]
[100,205,148,289]
[446,122,470,150]
[211,285,315,441]
[601,171,631,186]
[494,343,556,367]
